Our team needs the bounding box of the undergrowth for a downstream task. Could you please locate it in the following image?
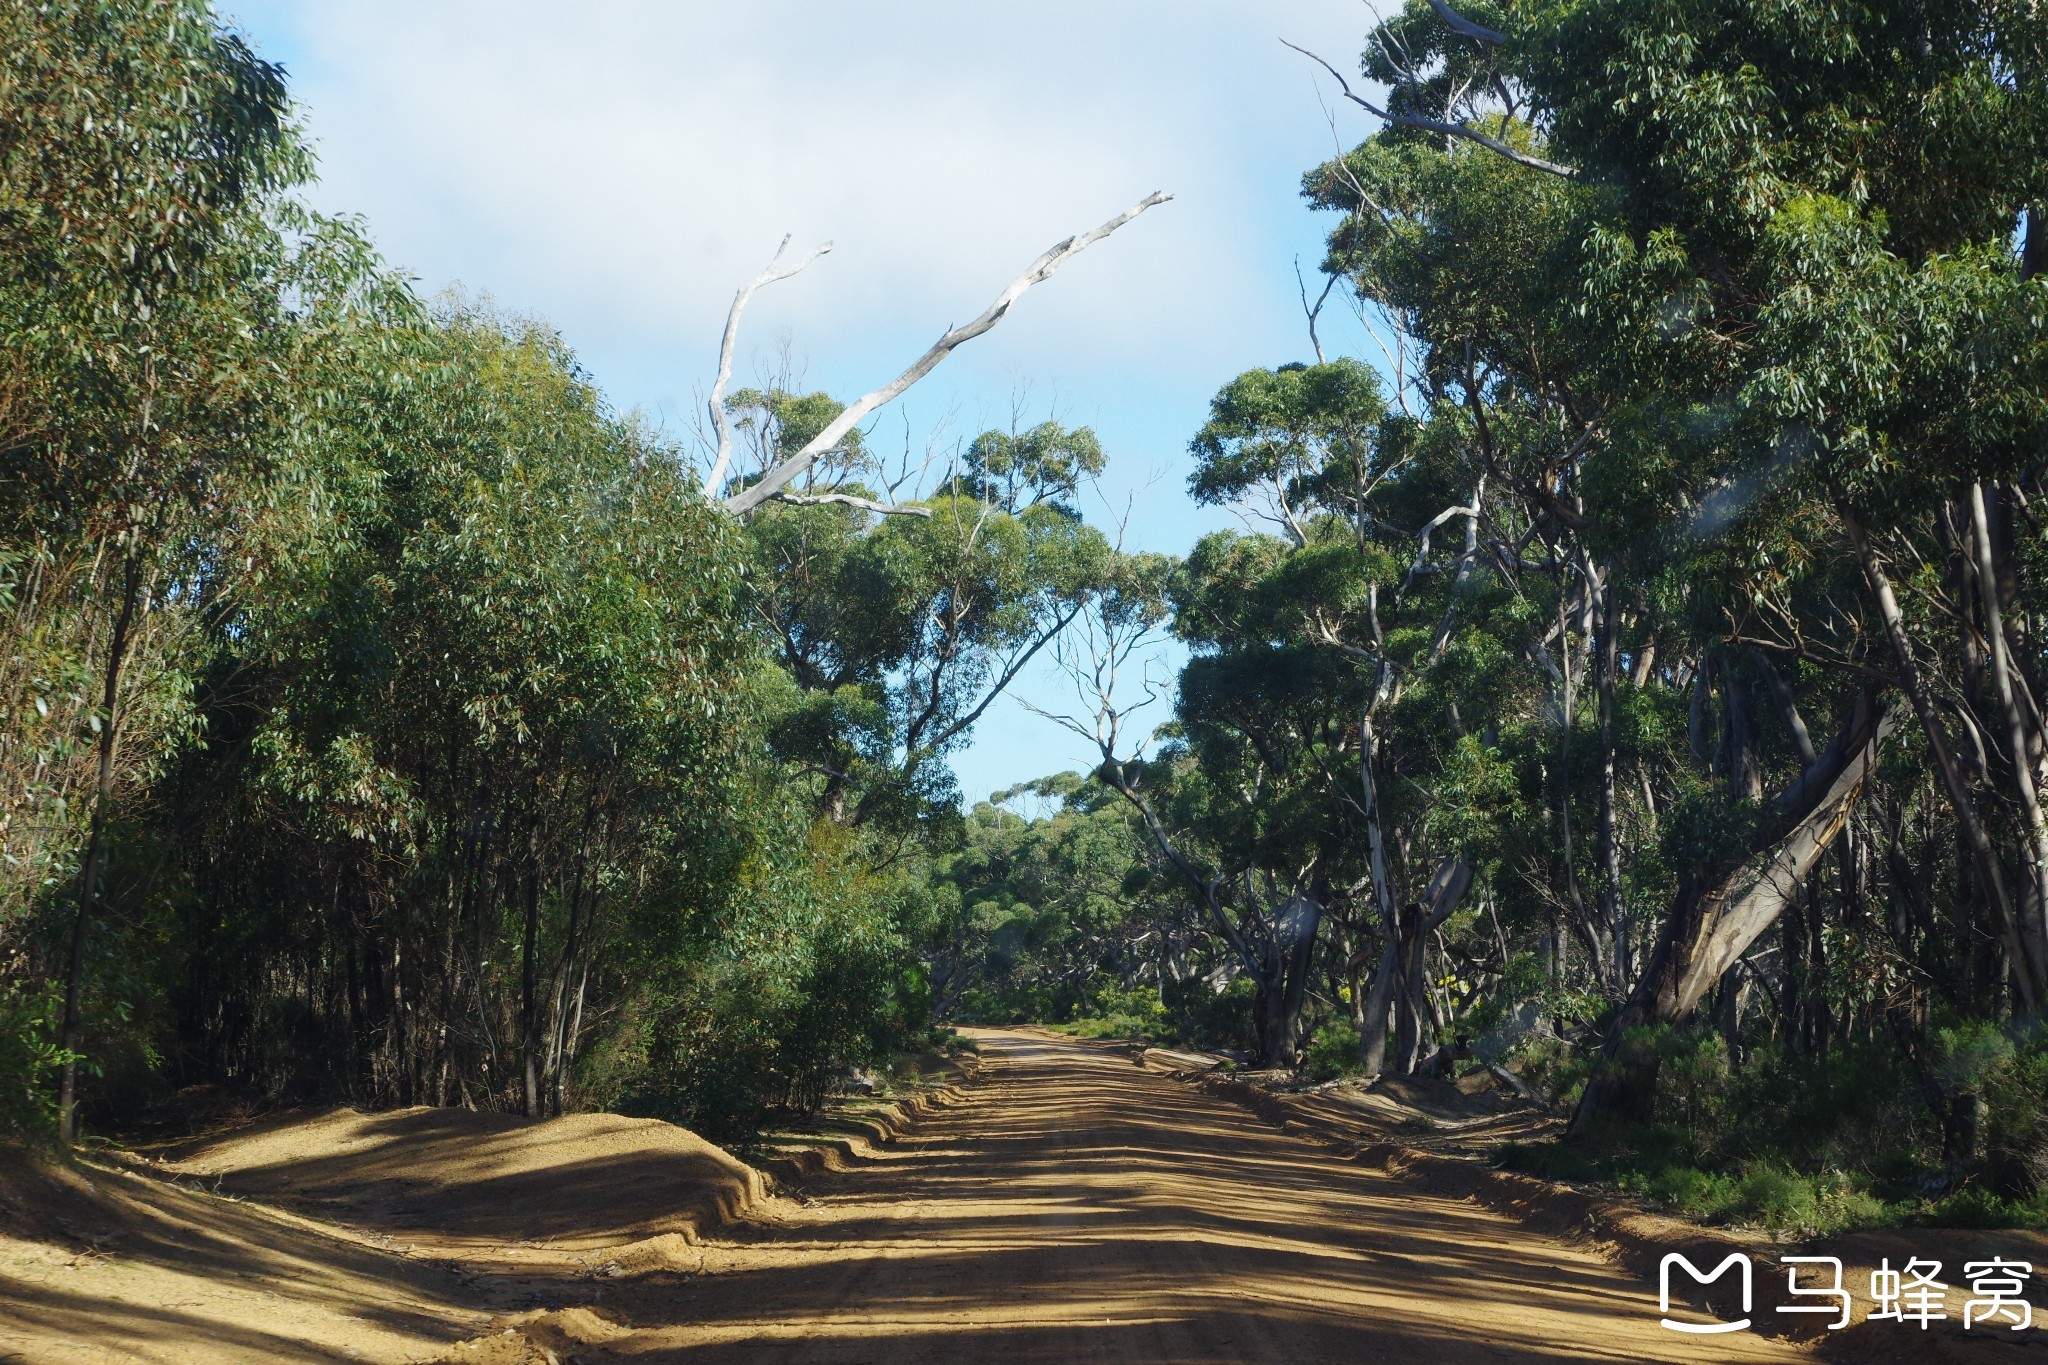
[1496,1021,2048,1238]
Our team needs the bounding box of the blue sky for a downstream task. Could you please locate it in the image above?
[214,0,1384,804]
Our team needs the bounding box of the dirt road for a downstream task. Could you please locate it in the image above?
[0,1028,1814,1363]
[621,1028,1800,1363]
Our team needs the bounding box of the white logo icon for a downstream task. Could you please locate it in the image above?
[1660,1253,1753,1334]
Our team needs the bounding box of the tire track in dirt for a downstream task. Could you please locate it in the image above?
[599,1028,1807,1364]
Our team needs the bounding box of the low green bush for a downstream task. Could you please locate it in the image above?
[0,986,70,1141]
[1053,1012,1164,1042]
[1302,1018,1362,1082]
[1502,1020,2048,1237]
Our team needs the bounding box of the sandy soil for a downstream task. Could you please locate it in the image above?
[584,1029,1803,1363]
[160,1106,767,1269]
[1,1029,1826,1363]
[0,1107,779,1363]
[0,1155,492,1363]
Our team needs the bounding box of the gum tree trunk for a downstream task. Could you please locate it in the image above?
[57,555,142,1145]
[1571,691,1900,1131]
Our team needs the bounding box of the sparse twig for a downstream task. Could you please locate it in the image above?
[1281,40,1574,179]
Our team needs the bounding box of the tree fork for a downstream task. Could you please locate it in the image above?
[1570,689,1900,1132]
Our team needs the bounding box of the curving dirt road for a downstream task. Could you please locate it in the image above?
[619,1028,1803,1363]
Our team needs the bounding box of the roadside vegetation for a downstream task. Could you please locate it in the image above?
[928,0,2048,1239]
[6,0,2048,1248]
[0,0,1120,1148]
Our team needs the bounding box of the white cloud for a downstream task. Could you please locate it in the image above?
[228,0,1374,400]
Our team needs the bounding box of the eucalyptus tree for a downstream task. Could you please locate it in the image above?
[1228,12,1914,1084]
[957,421,1107,517]
[696,202,1166,839]
[0,0,309,1140]
[0,1,1182,1142]
[156,299,764,1115]
[1300,0,2048,1143]
[928,780,1158,1021]
[739,405,1117,833]
[1169,355,1570,1072]
[1035,496,1401,1066]
[1500,0,2048,1090]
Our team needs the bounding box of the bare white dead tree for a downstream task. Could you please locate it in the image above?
[770,490,933,518]
[705,236,835,496]
[705,192,1173,519]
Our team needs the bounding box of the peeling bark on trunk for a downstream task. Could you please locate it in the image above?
[1356,712,1401,1070]
[1570,691,1901,1131]
[1395,855,1475,1073]
[1356,942,1397,1074]
[1261,894,1323,1067]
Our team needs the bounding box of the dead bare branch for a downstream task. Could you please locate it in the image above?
[1281,40,1574,179]
[723,191,1173,516]
[767,491,934,518]
[706,236,834,495]
[1294,258,1337,365]
[1426,0,1507,45]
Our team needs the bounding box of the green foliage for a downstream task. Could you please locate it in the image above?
[1,0,313,935]
[1617,1164,1890,1240]
[744,469,1115,834]
[927,782,1160,1023]
[1053,989,1169,1044]
[0,986,73,1139]
[603,815,924,1141]
[1,3,1098,1142]
[1048,982,1171,1042]
[10,0,2048,1205]
[1302,1018,1363,1083]
[1508,1022,2048,1235]
[1189,360,1386,517]
[960,421,1105,515]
